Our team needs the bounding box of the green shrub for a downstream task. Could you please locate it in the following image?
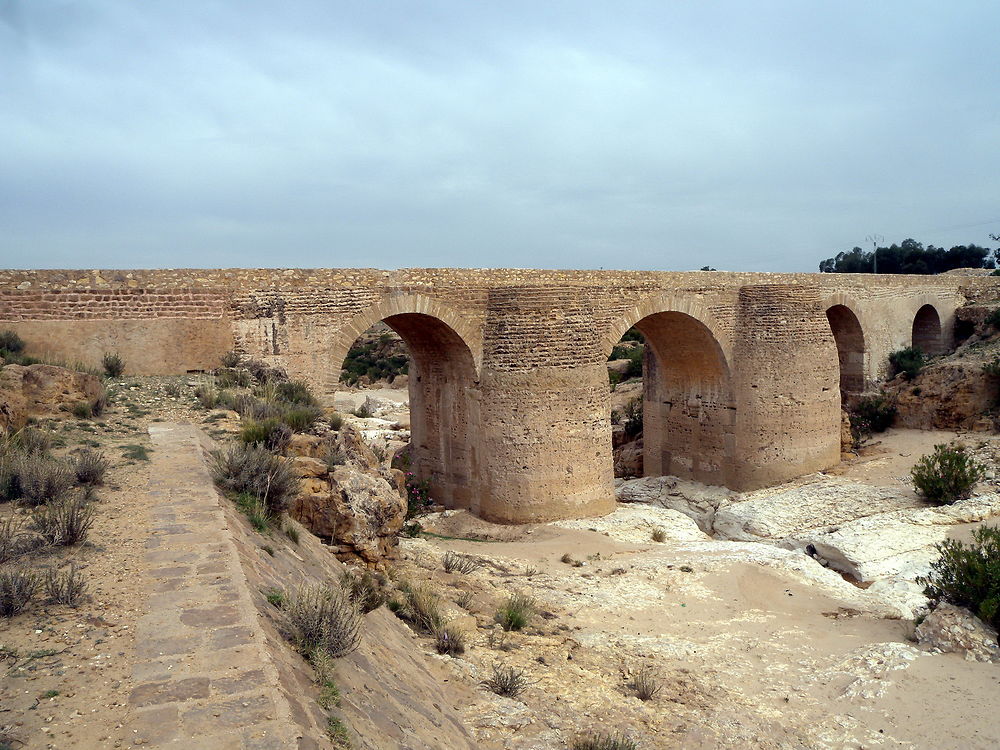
[0,516,44,564]
[919,524,1000,630]
[220,350,242,368]
[889,346,927,380]
[216,368,252,389]
[0,567,38,617]
[239,418,291,452]
[121,444,151,461]
[277,380,318,406]
[0,330,25,354]
[442,551,481,574]
[71,401,92,419]
[264,588,285,608]
[282,406,322,433]
[623,398,643,439]
[9,427,52,455]
[234,491,272,532]
[210,443,299,515]
[494,592,535,632]
[987,308,1000,329]
[102,352,125,378]
[911,443,985,505]
[329,413,343,431]
[630,663,660,701]
[194,385,218,410]
[572,732,639,750]
[285,584,361,658]
[850,392,897,437]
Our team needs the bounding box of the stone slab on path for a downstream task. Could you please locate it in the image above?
[128,423,314,749]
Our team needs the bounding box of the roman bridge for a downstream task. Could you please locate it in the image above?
[2,268,997,524]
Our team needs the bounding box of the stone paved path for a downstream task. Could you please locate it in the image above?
[128,423,306,748]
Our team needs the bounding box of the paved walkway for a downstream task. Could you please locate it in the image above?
[128,423,308,749]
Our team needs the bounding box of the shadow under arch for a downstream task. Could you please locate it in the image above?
[912,302,943,355]
[822,296,867,399]
[606,299,736,487]
[330,294,482,512]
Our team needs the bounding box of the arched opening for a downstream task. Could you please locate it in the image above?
[337,313,480,512]
[825,304,866,398]
[912,304,943,355]
[609,311,735,486]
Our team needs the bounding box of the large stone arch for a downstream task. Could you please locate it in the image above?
[605,297,736,486]
[328,293,483,512]
[821,293,867,398]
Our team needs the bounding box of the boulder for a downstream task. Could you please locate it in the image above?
[291,455,328,478]
[613,438,643,478]
[616,475,733,533]
[915,603,1000,662]
[286,433,324,459]
[288,456,406,564]
[0,364,105,431]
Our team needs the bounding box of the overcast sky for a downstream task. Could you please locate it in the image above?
[1,1,998,272]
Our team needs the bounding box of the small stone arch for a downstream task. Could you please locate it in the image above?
[911,302,944,355]
[821,294,867,397]
[603,294,732,365]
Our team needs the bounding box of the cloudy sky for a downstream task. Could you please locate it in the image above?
[1,1,998,272]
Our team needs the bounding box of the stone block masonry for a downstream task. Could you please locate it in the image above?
[2,267,998,523]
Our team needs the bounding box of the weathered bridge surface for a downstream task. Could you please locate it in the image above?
[2,268,997,523]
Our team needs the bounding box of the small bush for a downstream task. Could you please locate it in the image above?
[851,392,897,435]
[494,592,535,632]
[326,716,351,749]
[234,492,272,532]
[216,368,252,389]
[324,447,347,471]
[210,443,299,515]
[31,493,94,546]
[340,569,387,614]
[283,406,322,433]
[44,564,87,606]
[623,397,643,439]
[0,330,25,354]
[264,588,285,608]
[919,524,1000,630]
[0,516,42,563]
[12,454,74,506]
[220,350,242,368]
[0,567,38,617]
[456,590,474,610]
[329,413,343,431]
[240,418,291,452]
[102,352,125,378]
[71,401,92,419]
[277,380,318,406]
[651,527,666,543]
[163,381,183,397]
[9,427,52,456]
[630,663,661,701]
[91,390,108,417]
[283,521,300,544]
[404,584,444,632]
[433,623,467,656]
[482,663,528,698]
[911,443,985,505]
[285,584,362,658]
[889,346,926,380]
[572,732,639,750]
[73,449,109,486]
[442,551,481,575]
[194,385,218,410]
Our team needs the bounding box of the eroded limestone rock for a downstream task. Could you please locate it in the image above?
[616,475,733,532]
[0,363,105,431]
[915,603,1000,662]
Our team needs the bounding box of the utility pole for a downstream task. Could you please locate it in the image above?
[866,234,884,274]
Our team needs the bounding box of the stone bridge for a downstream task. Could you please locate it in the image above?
[2,268,997,524]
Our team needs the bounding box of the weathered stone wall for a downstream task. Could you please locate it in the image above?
[2,267,997,523]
